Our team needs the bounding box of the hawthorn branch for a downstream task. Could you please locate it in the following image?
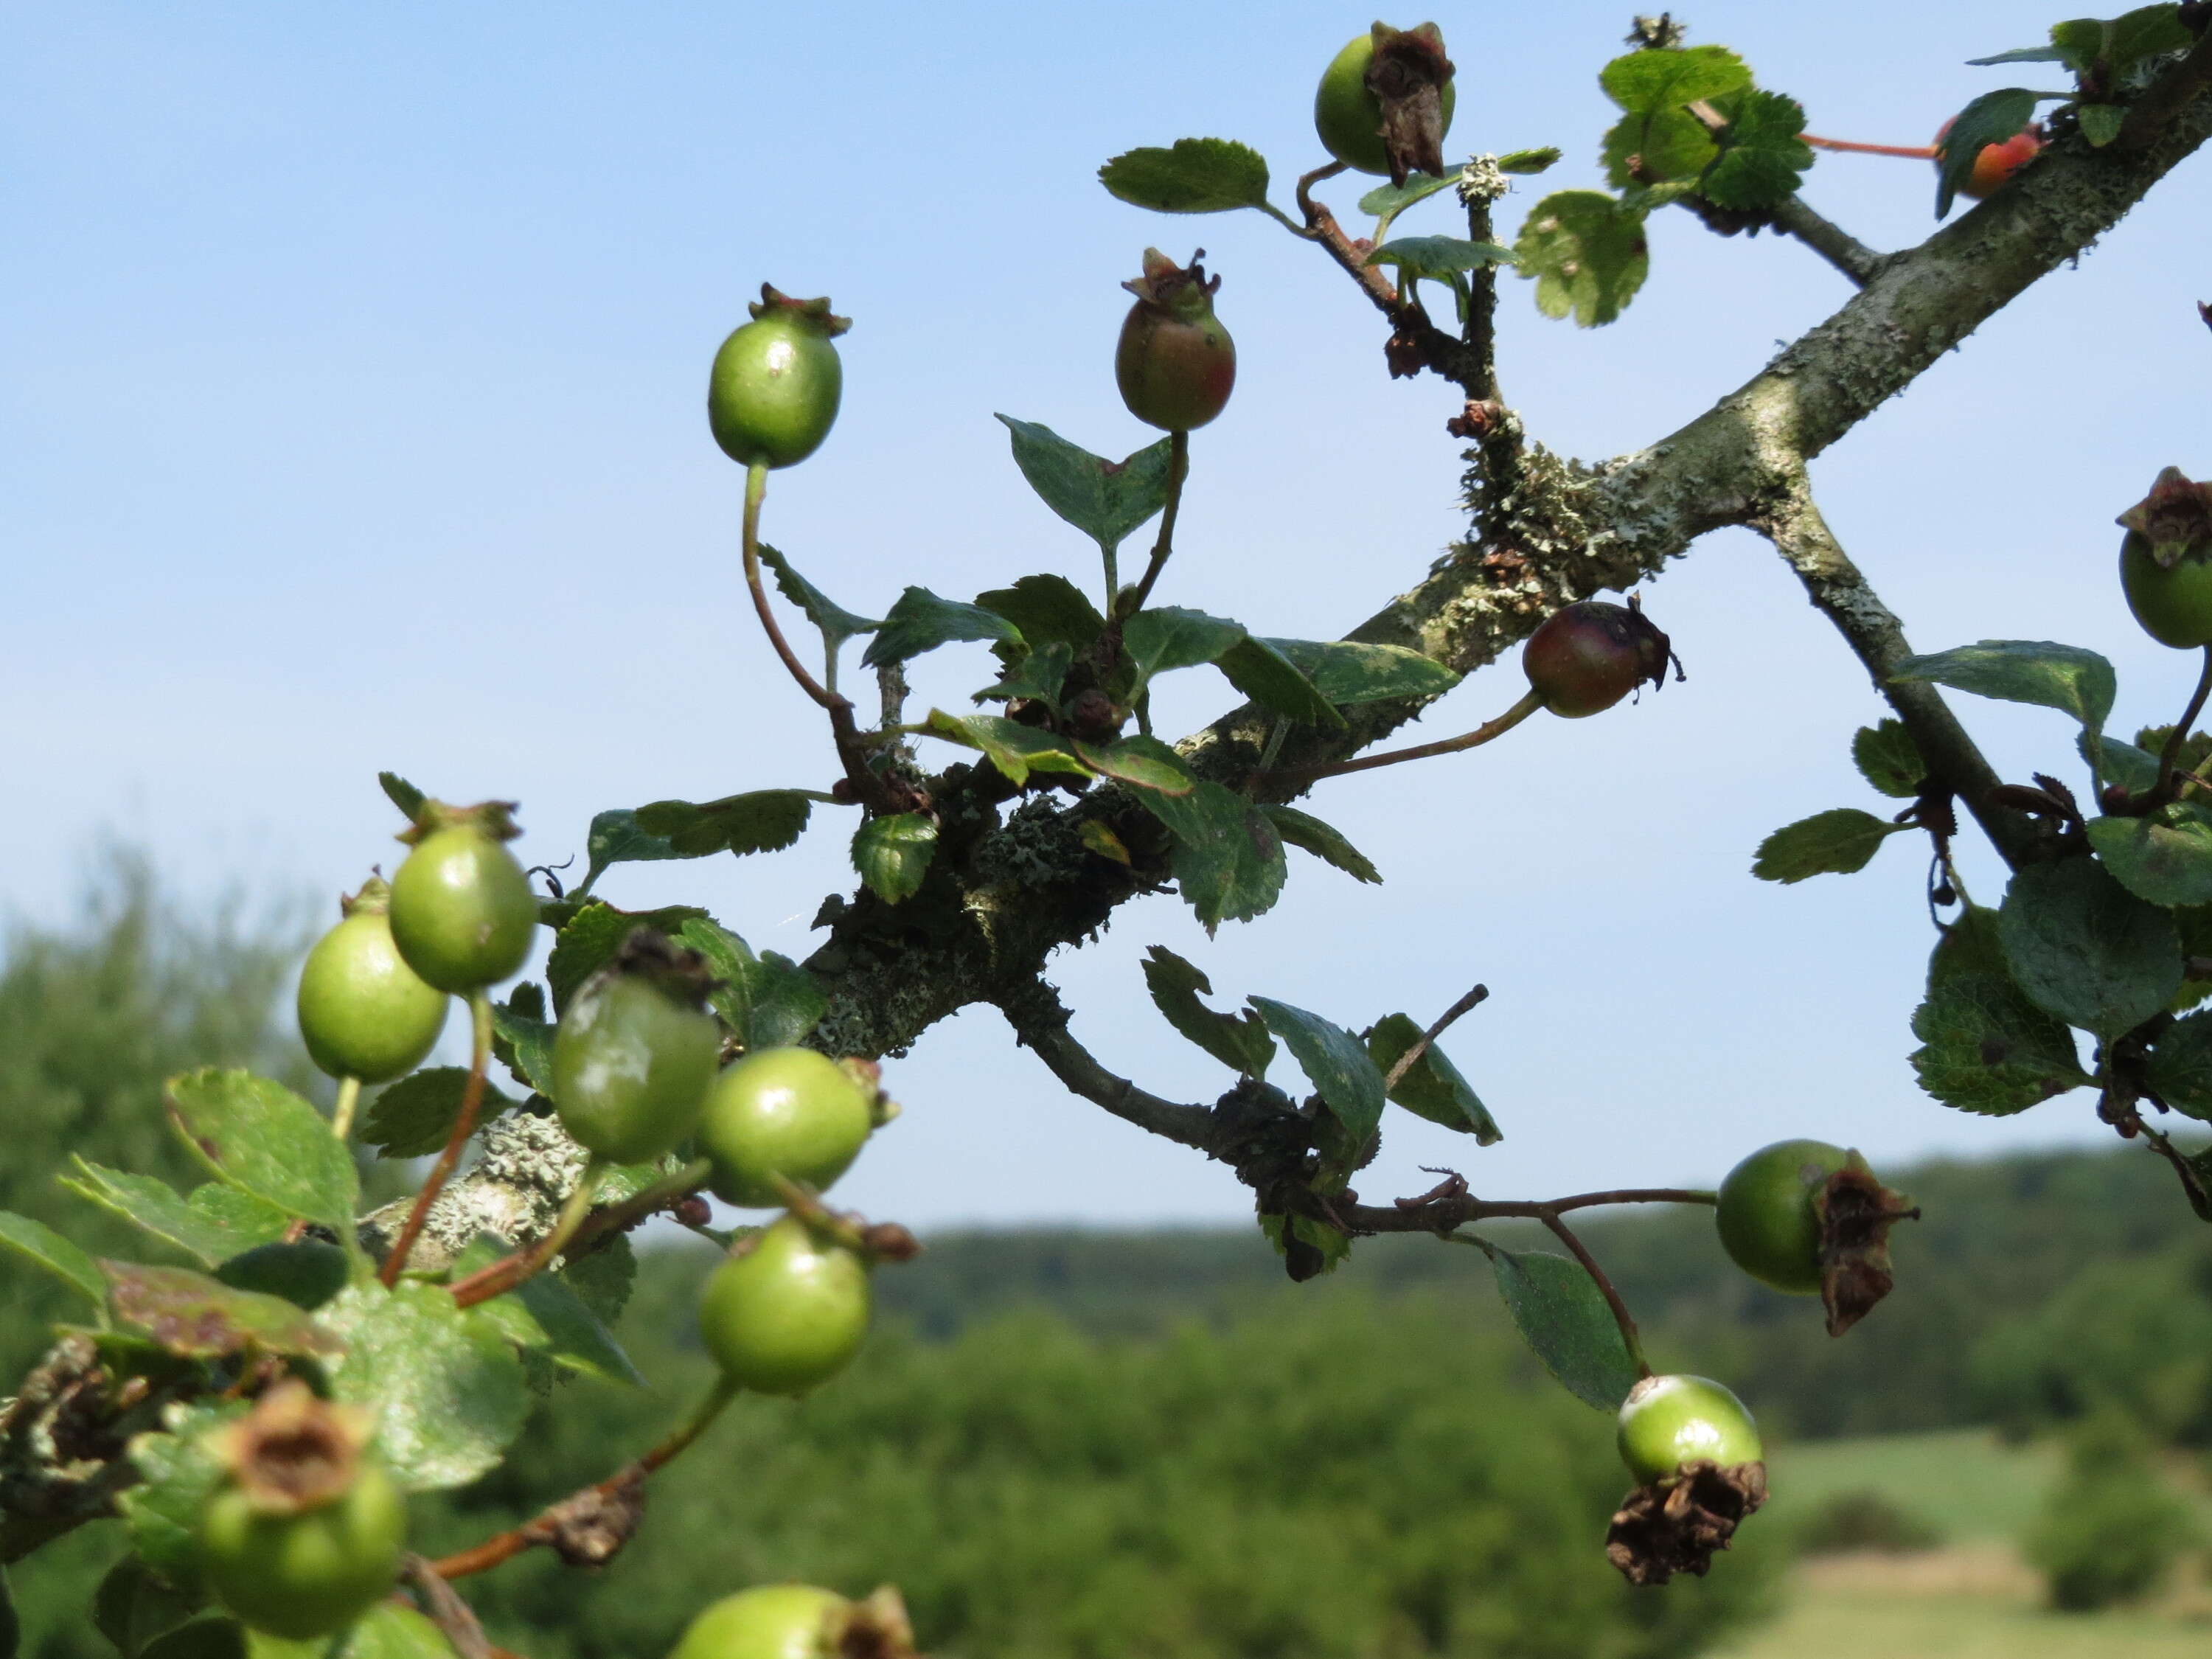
[1761,195,1885,286]
[1753,472,2040,868]
[996,979,1216,1152]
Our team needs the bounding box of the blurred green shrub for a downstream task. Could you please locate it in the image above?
[1792,1489,1942,1556]
[2025,1413,2201,1612]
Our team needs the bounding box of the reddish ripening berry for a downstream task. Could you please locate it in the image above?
[709,287,849,470]
[1935,118,2042,199]
[1116,249,1235,433]
[1521,597,1680,718]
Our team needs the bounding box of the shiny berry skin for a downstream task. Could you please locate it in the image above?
[387,826,538,993]
[699,1048,875,1208]
[201,1459,405,1640]
[1715,1139,1854,1295]
[1935,119,2042,200]
[296,880,447,1083]
[698,1214,870,1397]
[1313,28,1456,178]
[668,1584,853,1659]
[2121,531,2212,648]
[1617,1374,1763,1486]
[552,966,721,1165]
[709,287,849,470]
[1521,598,1677,718]
[1116,249,1235,433]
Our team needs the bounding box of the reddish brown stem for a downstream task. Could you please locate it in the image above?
[380,989,492,1287]
[448,1158,712,1310]
[1267,687,1543,787]
[1803,133,1938,159]
[1536,1208,1651,1377]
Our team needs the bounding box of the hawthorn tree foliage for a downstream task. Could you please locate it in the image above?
[4,7,2212,1655]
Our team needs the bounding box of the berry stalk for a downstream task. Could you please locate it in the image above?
[380,988,494,1287]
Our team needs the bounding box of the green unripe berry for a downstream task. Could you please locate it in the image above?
[699,1214,870,1397]
[214,1240,350,1311]
[199,1386,404,1641]
[668,1584,853,1659]
[1312,27,1457,178]
[2121,529,2212,649]
[709,287,850,470]
[296,877,448,1083]
[552,936,722,1165]
[1115,249,1235,433]
[699,1048,877,1208]
[1617,1374,1763,1486]
[1715,1138,1854,1295]
[388,824,538,993]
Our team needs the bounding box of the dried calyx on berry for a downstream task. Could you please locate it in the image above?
[210,1380,373,1514]
[2120,467,2212,569]
[2117,467,2212,649]
[1364,23,1455,186]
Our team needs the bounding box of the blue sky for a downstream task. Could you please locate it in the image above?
[7,1,2211,1228]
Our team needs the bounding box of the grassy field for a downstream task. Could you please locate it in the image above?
[1715,1432,2212,1659]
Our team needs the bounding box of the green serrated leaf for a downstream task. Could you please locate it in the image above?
[164,1070,358,1230]
[2087,807,2212,908]
[1356,170,1464,217]
[2147,1009,2212,1119]
[1599,44,1752,113]
[448,1236,645,1388]
[1074,734,1194,795]
[852,814,939,905]
[579,809,684,894]
[0,1211,106,1307]
[995,420,1174,554]
[975,574,1110,655]
[102,1261,341,1359]
[1365,235,1517,282]
[1120,607,1246,698]
[361,1068,518,1160]
[1701,88,1813,211]
[1497,146,1563,175]
[317,1279,529,1492]
[58,1164,291,1269]
[1999,857,2182,1037]
[1475,1239,1641,1410]
[1132,780,1287,932]
[1098,137,1270,213]
[756,543,881,647]
[1514,189,1651,327]
[673,917,825,1052]
[1753,808,1908,883]
[543,900,709,1016]
[629,790,815,863]
[1141,946,1275,1078]
[1910,905,2090,1116]
[1891,639,2115,742]
[1601,106,1717,189]
[376,772,425,821]
[1366,1013,1500,1142]
[121,1401,251,1590]
[94,1554,204,1658]
[1934,88,2042,217]
[2077,102,2127,146]
[1259,638,1458,705]
[1217,636,1346,729]
[863,586,1025,669]
[977,640,1072,709]
[1260,804,1380,885]
[1967,44,2072,66]
[491,984,555,1094]
[1853,720,1927,799]
[919,709,1091,788]
[1250,997,1386,1145]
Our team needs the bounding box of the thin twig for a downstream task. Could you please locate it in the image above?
[401,1556,495,1658]
[433,1377,742,1581]
[1120,430,1189,617]
[997,980,1217,1151]
[1266,688,1543,787]
[1536,1208,1652,1377]
[1762,195,1886,286]
[448,1158,713,1310]
[381,990,493,1287]
[1380,984,1490,1093]
[2156,646,2212,804]
[1801,133,1936,159]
